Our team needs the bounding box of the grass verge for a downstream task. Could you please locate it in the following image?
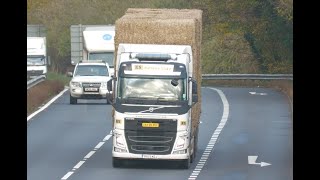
[27,72,70,117]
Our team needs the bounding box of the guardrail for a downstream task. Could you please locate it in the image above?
[26,74,292,90]
[27,75,46,90]
[202,74,293,80]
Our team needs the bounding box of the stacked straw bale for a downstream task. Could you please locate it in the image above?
[114,8,202,135]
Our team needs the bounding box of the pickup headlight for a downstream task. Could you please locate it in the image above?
[71,82,81,88]
[100,82,107,88]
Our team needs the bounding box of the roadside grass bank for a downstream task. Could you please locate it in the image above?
[27,72,70,117]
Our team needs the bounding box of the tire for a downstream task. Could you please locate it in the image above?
[193,127,199,161]
[190,137,195,163]
[180,158,190,169]
[70,95,77,104]
[112,157,122,168]
[190,126,199,163]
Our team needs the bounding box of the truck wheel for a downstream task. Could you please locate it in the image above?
[190,138,195,163]
[190,127,199,163]
[70,95,77,104]
[112,157,122,168]
[193,127,199,161]
[180,158,190,169]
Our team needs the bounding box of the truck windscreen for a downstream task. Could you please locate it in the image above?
[89,52,114,67]
[118,77,187,101]
[27,56,45,65]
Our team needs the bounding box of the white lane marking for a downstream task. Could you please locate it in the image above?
[73,161,85,169]
[94,142,105,149]
[188,87,229,180]
[60,131,112,180]
[84,151,95,159]
[27,88,68,122]
[103,134,112,141]
[61,172,73,180]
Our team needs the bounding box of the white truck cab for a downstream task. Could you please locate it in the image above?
[107,44,199,169]
[27,37,48,77]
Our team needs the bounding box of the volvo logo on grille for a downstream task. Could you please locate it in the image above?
[138,106,165,113]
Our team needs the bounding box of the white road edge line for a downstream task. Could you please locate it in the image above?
[188,87,229,180]
[60,131,112,180]
[61,172,73,180]
[27,88,69,122]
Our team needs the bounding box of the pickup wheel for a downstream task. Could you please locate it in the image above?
[70,95,77,104]
[112,157,122,168]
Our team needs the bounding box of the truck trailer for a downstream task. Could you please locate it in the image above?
[107,8,202,169]
[70,25,115,75]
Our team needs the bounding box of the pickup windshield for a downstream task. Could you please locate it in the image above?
[74,65,109,76]
[118,77,187,101]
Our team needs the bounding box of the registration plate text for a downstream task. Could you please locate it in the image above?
[142,122,159,128]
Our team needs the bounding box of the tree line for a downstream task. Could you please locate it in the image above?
[27,0,292,74]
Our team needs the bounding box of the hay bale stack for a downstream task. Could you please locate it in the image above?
[115,8,202,135]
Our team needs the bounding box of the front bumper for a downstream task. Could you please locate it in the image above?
[112,151,189,160]
[70,87,110,99]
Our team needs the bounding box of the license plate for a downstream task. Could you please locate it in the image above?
[142,154,158,159]
[142,122,159,128]
[85,87,98,91]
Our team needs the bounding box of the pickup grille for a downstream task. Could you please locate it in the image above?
[82,83,101,87]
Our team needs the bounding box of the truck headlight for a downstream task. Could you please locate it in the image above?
[71,82,81,88]
[115,133,126,148]
[174,135,186,150]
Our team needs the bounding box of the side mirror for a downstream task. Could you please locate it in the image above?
[192,94,198,103]
[107,79,113,91]
[106,79,114,105]
[191,78,198,104]
[67,72,73,77]
[106,92,114,105]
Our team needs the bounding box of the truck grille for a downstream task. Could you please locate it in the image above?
[125,119,177,155]
[27,70,44,76]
